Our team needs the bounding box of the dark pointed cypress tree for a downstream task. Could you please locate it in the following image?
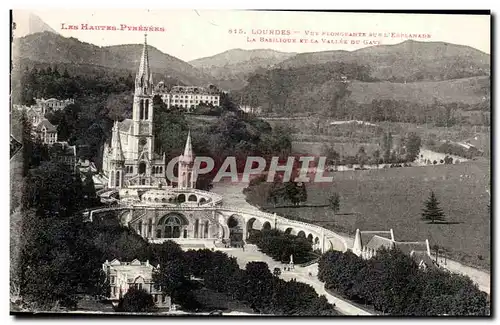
[422,191,445,223]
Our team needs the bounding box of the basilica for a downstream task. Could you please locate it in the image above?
[99,36,227,244]
[102,35,194,190]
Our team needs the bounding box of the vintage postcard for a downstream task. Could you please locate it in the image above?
[10,9,491,316]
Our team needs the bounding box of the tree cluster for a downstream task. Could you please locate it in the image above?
[321,132,421,168]
[318,249,489,315]
[15,147,158,310]
[12,65,134,105]
[17,160,105,310]
[247,229,315,264]
[172,248,337,315]
[267,181,307,206]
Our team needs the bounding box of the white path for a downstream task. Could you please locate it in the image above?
[212,180,491,295]
[218,245,372,316]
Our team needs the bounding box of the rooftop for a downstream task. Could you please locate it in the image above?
[35,119,57,132]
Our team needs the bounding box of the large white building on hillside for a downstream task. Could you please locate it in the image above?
[155,84,220,111]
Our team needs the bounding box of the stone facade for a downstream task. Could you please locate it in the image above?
[102,259,171,308]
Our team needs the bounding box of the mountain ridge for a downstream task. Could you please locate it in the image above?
[277,40,490,82]
[189,48,297,90]
[12,31,216,87]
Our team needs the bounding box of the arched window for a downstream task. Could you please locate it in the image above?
[115,171,120,187]
[158,215,184,238]
[139,100,144,120]
[159,167,163,174]
[148,219,152,237]
[145,100,149,120]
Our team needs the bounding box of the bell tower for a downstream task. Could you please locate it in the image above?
[132,34,155,155]
[130,33,156,184]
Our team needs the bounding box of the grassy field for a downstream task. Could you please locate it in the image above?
[246,160,491,270]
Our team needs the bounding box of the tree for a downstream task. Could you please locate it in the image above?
[267,181,286,207]
[322,144,340,166]
[284,182,307,206]
[357,146,368,168]
[329,193,340,213]
[405,133,422,162]
[372,149,381,166]
[116,287,156,313]
[390,150,398,164]
[422,191,446,223]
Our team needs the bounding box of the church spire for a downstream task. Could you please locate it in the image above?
[181,130,193,163]
[111,121,125,161]
[135,33,152,94]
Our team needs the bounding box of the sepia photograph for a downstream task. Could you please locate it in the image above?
[9,9,491,317]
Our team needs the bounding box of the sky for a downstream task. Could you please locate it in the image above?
[13,9,491,63]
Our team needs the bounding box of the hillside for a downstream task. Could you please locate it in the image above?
[279,40,490,82]
[11,31,215,86]
[190,49,296,90]
[349,76,490,105]
[237,41,490,119]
